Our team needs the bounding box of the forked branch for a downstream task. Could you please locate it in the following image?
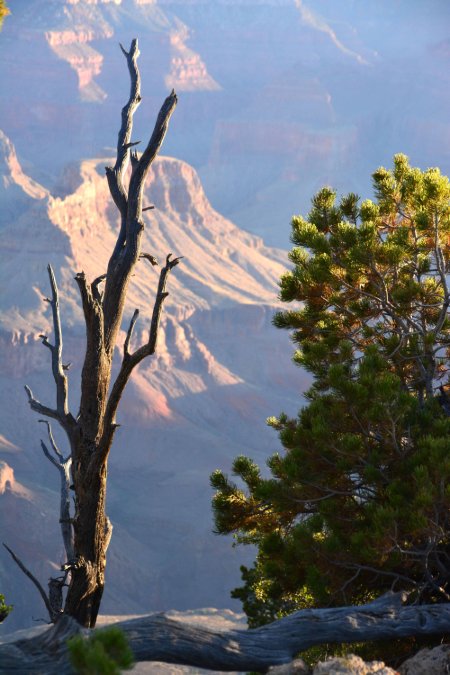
[126,90,178,230]
[102,41,178,355]
[148,254,182,353]
[100,254,182,456]
[106,38,141,239]
[25,266,75,430]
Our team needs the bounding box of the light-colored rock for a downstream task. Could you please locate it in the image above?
[0,130,48,204]
[0,460,14,494]
[166,25,220,92]
[0,460,33,499]
[399,644,450,674]
[313,654,398,675]
[268,658,310,674]
[49,43,106,102]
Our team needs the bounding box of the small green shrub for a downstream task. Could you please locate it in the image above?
[68,625,134,675]
[0,594,12,622]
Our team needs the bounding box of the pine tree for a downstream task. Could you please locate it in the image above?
[0,1,9,28]
[211,155,450,629]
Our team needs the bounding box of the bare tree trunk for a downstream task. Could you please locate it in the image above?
[1,593,449,673]
[19,39,179,628]
[63,455,108,627]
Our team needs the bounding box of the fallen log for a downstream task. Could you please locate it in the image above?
[1,592,449,673]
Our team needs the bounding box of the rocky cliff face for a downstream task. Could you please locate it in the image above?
[2,0,447,247]
[0,132,303,631]
[166,24,220,92]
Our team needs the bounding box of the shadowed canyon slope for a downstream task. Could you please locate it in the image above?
[1,0,449,246]
[0,131,305,631]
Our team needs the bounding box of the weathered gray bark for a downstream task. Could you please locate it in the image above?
[39,419,74,562]
[0,593,449,673]
[19,38,179,628]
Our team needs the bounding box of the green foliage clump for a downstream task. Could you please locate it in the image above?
[211,156,450,647]
[68,626,134,675]
[0,1,10,29]
[0,594,12,623]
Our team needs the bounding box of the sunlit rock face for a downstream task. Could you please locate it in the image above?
[2,0,448,247]
[38,0,218,102]
[48,43,107,102]
[166,26,220,92]
[0,130,48,213]
[0,132,303,631]
[44,2,114,102]
[0,461,15,495]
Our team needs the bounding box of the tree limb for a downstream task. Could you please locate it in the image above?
[101,39,178,356]
[24,385,59,422]
[26,267,75,431]
[39,421,74,562]
[2,544,53,623]
[148,254,182,354]
[124,309,139,357]
[45,265,71,420]
[74,272,96,324]
[126,90,177,235]
[38,419,63,460]
[106,38,142,256]
[91,273,107,303]
[99,254,181,456]
[1,594,450,673]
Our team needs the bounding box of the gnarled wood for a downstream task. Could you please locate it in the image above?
[1,594,449,673]
[18,39,179,628]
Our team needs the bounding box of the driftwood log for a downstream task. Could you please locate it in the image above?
[1,593,449,673]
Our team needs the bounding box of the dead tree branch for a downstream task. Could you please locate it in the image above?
[102,80,177,354]
[39,420,74,562]
[44,265,71,419]
[4,417,73,624]
[25,265,75,432]
[106,38,141,248]
[24,385,59,423]
[2,544,54,623]
[99,254,182,455]
[1,593,450,673]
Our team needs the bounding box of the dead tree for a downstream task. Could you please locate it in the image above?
[13,39,179,628]
[1,592,450,673]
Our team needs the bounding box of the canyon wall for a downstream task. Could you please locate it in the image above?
[0,133,304,631]
[1,1,448,246]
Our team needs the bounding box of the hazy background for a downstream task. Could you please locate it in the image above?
[2,0,450,245]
